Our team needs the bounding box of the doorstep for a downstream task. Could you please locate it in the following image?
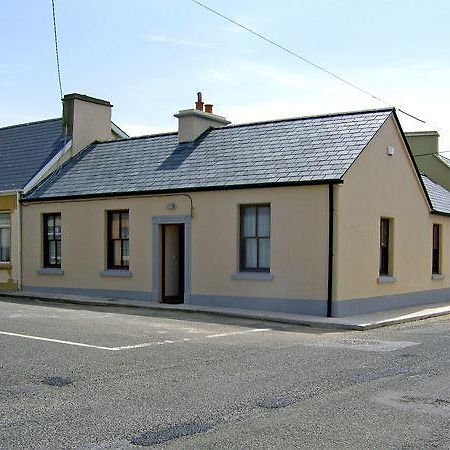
[0,290,450,331]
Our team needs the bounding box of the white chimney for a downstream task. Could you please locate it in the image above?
[174,92,230,143]
[62,93,113,154]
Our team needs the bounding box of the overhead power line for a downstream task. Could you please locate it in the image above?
[51,0,63,100]
[191,0,448,135]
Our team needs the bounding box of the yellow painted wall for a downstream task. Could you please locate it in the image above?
[0,194,18,290]
[21,185,329,302]
[335,115,450,302]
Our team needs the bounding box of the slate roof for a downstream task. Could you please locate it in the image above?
[24,108,392,200]
[421,175,450,215]
[0,118,66,191]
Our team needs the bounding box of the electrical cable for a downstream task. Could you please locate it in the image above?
[51,0,63,100]
[191,0,449,137]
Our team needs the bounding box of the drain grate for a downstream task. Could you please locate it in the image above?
[256,396,296,409]
[129,422,210,446]
[41,377,73,387]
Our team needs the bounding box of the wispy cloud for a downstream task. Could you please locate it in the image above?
[145,34,211,49]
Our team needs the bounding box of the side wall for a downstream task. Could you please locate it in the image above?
[0,194,18,290]
[22,185,330,315]
[334,116,450,316]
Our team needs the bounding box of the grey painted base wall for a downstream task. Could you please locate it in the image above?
[22,285,152,302]
[333,287,450,317]
[189,294,328,316]
[21,285,450,318]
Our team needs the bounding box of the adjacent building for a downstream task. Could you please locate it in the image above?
[18,98,450,317]
[0,93,127,290]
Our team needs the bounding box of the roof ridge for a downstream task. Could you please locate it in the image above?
[96,130,178,144]
[215,107,394,131]
[95,107,394,144]
[0,117,61,132]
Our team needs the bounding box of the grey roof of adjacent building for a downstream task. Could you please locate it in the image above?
[422,175,450,215]
[0,118,66,191]
[24,108,393,200]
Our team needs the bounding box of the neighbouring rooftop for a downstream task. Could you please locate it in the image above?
[421,175,450,215]
[0,118,65,191]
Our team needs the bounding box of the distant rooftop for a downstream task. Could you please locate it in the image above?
[24,108,393,200]
[422,175,450,215]
[0,118,65,191]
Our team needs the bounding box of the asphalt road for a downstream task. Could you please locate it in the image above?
[1,297,449,449]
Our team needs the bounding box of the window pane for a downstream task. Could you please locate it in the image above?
[0,229,10,262]
[0,213,10,227]
[122,240,129,266]
[245,238,257,268]
[257,207,270,237]
[54,215,62,240]
[243,207,256,237]
[121,213,129,239]
[380,219,389,247]
[433,225,440,250]
[56,241,61,265]
[113,240,121,266]
[110,213,120,239]
[258,238,270,268]
[49,241,56,265]
[47,216,55,239]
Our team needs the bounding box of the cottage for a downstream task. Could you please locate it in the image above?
[19,96,450,317]
[0,93,127,290]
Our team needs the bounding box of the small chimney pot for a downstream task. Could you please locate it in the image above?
[204,104,213,114]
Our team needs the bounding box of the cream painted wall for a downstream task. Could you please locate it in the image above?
[21,185,329,302]
[335,115,450,301]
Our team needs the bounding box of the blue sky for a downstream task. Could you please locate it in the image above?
[1,0,449,151]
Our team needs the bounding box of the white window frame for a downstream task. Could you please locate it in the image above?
[0,211,11,263]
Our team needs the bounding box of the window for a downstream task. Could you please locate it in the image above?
[0,212,11,263]
[43,213,62,268]
[240,205,270,272]
[432,224,441,275]
[107,211,129,269]
[379,218,391,276]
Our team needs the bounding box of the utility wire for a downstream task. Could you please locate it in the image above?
[51,0,63,100]
[191,0,448,135]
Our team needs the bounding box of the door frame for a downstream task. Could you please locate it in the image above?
[152,215,191,303]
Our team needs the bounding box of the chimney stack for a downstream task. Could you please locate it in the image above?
[175,92,230,143]
[195,92,204,111]
[62,93,112,155]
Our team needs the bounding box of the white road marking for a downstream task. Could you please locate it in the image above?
[0,328,270,352]
[205,328,270,338]
[0,331,113,350]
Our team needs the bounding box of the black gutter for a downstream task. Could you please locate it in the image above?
[431,210,450,217]
[327,183,334,318]
[21,179,344,203]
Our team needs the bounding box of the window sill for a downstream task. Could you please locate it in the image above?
[432,273,445,280]
[231,272,273,281]
[99,270,132,278]
[377,275,396,284]
[0,262,12,270]
[36,268,64,276]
